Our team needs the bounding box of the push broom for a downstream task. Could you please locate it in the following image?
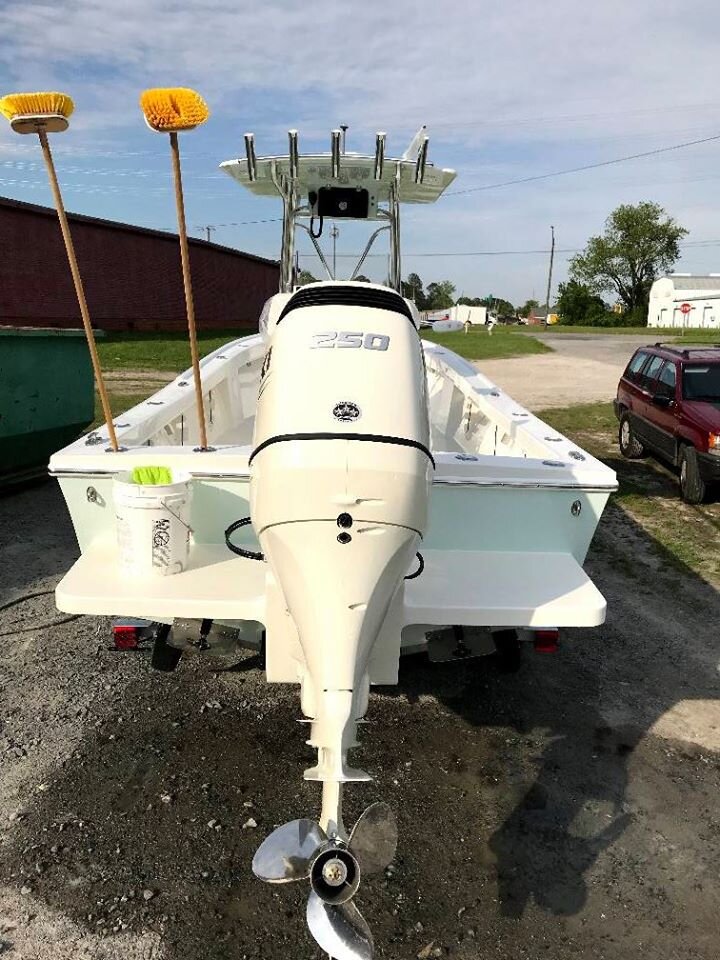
[0,92,119,451]
[139,87,211,450]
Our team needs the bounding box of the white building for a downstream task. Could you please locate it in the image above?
[648,274,720,328]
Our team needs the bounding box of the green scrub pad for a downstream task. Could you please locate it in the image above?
[131,466,173,485]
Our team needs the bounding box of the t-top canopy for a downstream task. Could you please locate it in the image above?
[220,133,456,219]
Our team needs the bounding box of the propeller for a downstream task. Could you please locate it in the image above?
[253,802,397,959]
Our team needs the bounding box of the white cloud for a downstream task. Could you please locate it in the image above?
[1,0,720,301]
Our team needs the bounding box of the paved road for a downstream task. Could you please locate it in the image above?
[478,333,656,410]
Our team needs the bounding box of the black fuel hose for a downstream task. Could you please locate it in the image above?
[224,518,265,561]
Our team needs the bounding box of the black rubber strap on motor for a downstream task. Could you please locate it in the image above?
[225,517,264,561]
[249,432,435,468]
[277,285,416,327]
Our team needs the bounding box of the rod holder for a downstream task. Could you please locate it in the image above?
[244,133,257,182]
[331,129,341,179]
[288,129,299,180]
[374,132,386,180]
[414,136,429,184]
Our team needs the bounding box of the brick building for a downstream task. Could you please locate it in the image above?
[0,196,279,332]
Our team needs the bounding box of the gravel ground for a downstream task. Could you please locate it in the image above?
[1,480,720,960]
[478,334,654,409]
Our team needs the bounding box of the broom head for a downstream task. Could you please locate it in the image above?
[139,87,209,133]
[0,91,74,134]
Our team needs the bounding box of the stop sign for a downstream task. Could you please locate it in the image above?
[680,302,692,315]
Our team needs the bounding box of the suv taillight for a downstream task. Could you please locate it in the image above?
[710,433,720,456]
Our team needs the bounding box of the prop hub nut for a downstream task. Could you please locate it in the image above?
[322,858,348,887]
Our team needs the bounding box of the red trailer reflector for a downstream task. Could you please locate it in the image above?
[113,625,140,650]
[533,629,559,654]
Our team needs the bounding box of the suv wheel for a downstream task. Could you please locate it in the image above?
[679,445,707,504]
[619,413,645,459]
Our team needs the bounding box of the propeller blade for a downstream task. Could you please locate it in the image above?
[306,891,374,960]
[348,802,397,875]
[252,819,326,883]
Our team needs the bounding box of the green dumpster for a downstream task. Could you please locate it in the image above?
[0,327,95,487]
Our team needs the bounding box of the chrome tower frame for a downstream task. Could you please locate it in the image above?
[246,129,430,294]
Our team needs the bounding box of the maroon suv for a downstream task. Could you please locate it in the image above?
[614,343,720,503]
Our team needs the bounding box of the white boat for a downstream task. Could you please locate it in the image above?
[50,125,617,959]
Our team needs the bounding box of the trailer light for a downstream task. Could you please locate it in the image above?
[533,629,559,654]
[112,625,140,650]
[709,433,720,456]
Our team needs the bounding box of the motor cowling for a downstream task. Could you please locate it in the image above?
[250,282,432,782]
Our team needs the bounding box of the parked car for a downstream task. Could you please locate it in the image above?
[614,343,720,503]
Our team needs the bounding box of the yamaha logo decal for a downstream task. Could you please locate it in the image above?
[333,401,361,422]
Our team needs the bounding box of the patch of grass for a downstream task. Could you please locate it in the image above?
[97,329,252,371]
[538,400,720,584]
[97,325,549,369]
[421,326,551,360]
[522,324,720,342]
[92,391,150,429]
[522,325,652,335]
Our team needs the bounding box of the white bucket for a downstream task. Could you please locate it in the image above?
[113,470,193,577]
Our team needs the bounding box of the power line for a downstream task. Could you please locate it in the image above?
[297,237,720,259]
[445,132,720,196]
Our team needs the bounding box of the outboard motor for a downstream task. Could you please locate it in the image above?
[250,281,432,831]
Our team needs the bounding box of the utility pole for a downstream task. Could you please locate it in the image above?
[330,224,340,279]
[543,225,555,327]
[201,225,216,243]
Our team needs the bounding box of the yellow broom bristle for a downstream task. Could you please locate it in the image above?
[139,87,209,132]
[0,91,74,121]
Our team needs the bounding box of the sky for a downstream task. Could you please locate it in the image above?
[2,0,720,306]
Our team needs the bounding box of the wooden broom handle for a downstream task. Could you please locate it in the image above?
[169,131,209,450]
[38,130,119,452]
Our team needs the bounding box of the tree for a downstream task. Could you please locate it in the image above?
[297,269,317,286]
[425,280,456,310]
[354,274,372,283]
[556,280,608,326]
[402,272,426,308]
[518,298,539,319]
[570,202,687,321]
[494,298,514,316]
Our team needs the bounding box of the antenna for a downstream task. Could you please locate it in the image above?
[402,124,427,161]
[244,133,257,182]
[374,132,386,180]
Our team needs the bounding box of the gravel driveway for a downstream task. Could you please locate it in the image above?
[478,334,656,410]
[1,480,719,959]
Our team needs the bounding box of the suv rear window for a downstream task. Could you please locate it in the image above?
[682,364,720,401]
[637,355,664,390]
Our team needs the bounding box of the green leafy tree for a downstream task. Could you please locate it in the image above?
[425,280,456,310]
[518,298,539,318]
[556,280,608,326]
[570,202,687,321]
[494,298,514,316]
[402,272,426,308]
[297,269,318,286]
[354,274,372,283]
